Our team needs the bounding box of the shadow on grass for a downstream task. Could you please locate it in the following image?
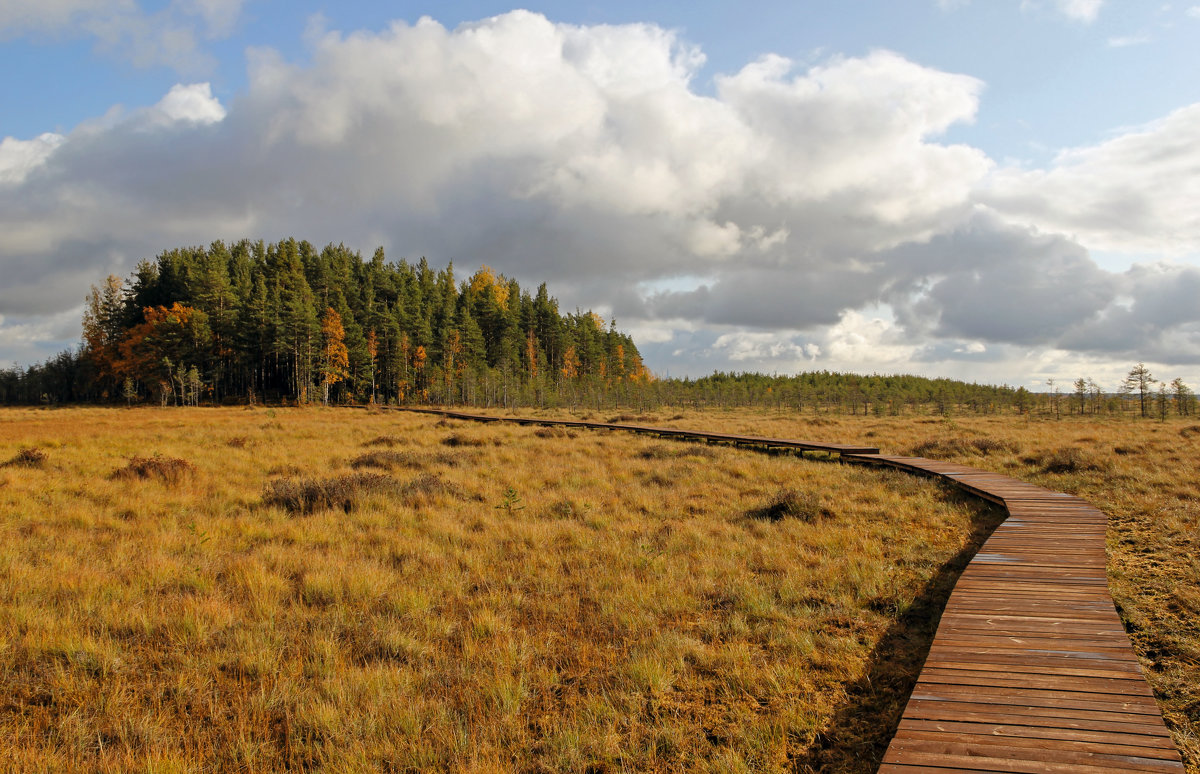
[791,491,1008,773]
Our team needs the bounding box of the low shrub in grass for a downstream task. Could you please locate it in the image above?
[533,426,577,439]
[748,487,831,522]
[909,437,1018,458]
[1025,446,1112,474]
[263,472,401,514]
[362,435,410,447]
[111,455,193,484]
[264,472,461,514]
[440,433,490,448]
[636,443,718,460]
[606,413,656,423]
[2,447,48,468]
[350,450,466,471]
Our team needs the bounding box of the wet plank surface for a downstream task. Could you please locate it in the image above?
[383,407,1183,771]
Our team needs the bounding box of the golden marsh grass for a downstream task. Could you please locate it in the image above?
[0,405,1193,771]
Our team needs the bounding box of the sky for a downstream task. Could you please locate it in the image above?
[2,1,1200,389]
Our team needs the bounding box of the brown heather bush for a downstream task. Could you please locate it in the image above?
[748,487,832,523]
[606,413,656,423]
[3,447,48,468]
[1025,446,1112,474]
[226,436,251,448]
[350,450,466,471]
[636,442,719,460]
[909,437,1018,458]
[533,426,577,439]
[542,497,589,520]
[264,471,462,514]
[1180,424,1200,439]
[401,472,462,504]
[263,472,402,514]
[362,434,410,447]
[440,432,491,448]
[111,454,193,483]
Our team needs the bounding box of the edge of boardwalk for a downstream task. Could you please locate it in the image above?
[381,406,1186,772]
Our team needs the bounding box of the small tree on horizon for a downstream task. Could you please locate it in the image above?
[1073,377,1087,416]
[1170,377,1194,416]
[1121,362,1155,418]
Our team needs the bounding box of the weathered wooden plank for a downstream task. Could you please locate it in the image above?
[866,449,1184,772]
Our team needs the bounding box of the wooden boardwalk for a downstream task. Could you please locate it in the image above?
[385,408,1184,771]
[845,453,1184,773]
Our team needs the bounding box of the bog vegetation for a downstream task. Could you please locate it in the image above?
[1,406,1197,771]
[1,406,1005,772]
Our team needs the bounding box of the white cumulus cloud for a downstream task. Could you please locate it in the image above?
[1,10,1198,381]
[151,82,227,125]
[981,103,1200,255]
[0,133,65,185]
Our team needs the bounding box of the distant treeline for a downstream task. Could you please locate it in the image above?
[0,239,648,407]
[638,370,1195,417]
[1,240,1195,417]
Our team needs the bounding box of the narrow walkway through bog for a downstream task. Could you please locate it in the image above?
[844,453,1184,773]
[384,407,1185,772]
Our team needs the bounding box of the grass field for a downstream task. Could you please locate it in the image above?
[0,405,1195,772]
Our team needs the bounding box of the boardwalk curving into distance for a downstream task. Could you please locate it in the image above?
[384,407,1185,771]
[845,454,1185,773]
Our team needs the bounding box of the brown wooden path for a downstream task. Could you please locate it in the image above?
[844,453,1184,773]
[384,408,1184,771]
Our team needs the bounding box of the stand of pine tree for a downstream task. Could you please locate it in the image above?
[0,239,648,408]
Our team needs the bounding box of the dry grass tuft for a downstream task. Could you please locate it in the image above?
[909,437,1018,458]
[533,426,577,439]
[440,432,491,448]
[111,454,193,483]
[401,472,461,504]
[350,450,465,471]
[1025,446,1112,474]
[263,472,402,514]
[1180,424,1200,439]
[362,434,410,447]
[606,413,656,423]
[748,487,832,522]
[3,447,48,468]
[264,471,463,514]
[226,436,251,448]
[542,497,590,520]
[636,442,719,460]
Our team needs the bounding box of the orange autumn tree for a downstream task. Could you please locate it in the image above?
[81,275,127,394]
[114,302,211,403]
[469,265,510,309]
[320,307,349,405]
[561,345,580,381]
